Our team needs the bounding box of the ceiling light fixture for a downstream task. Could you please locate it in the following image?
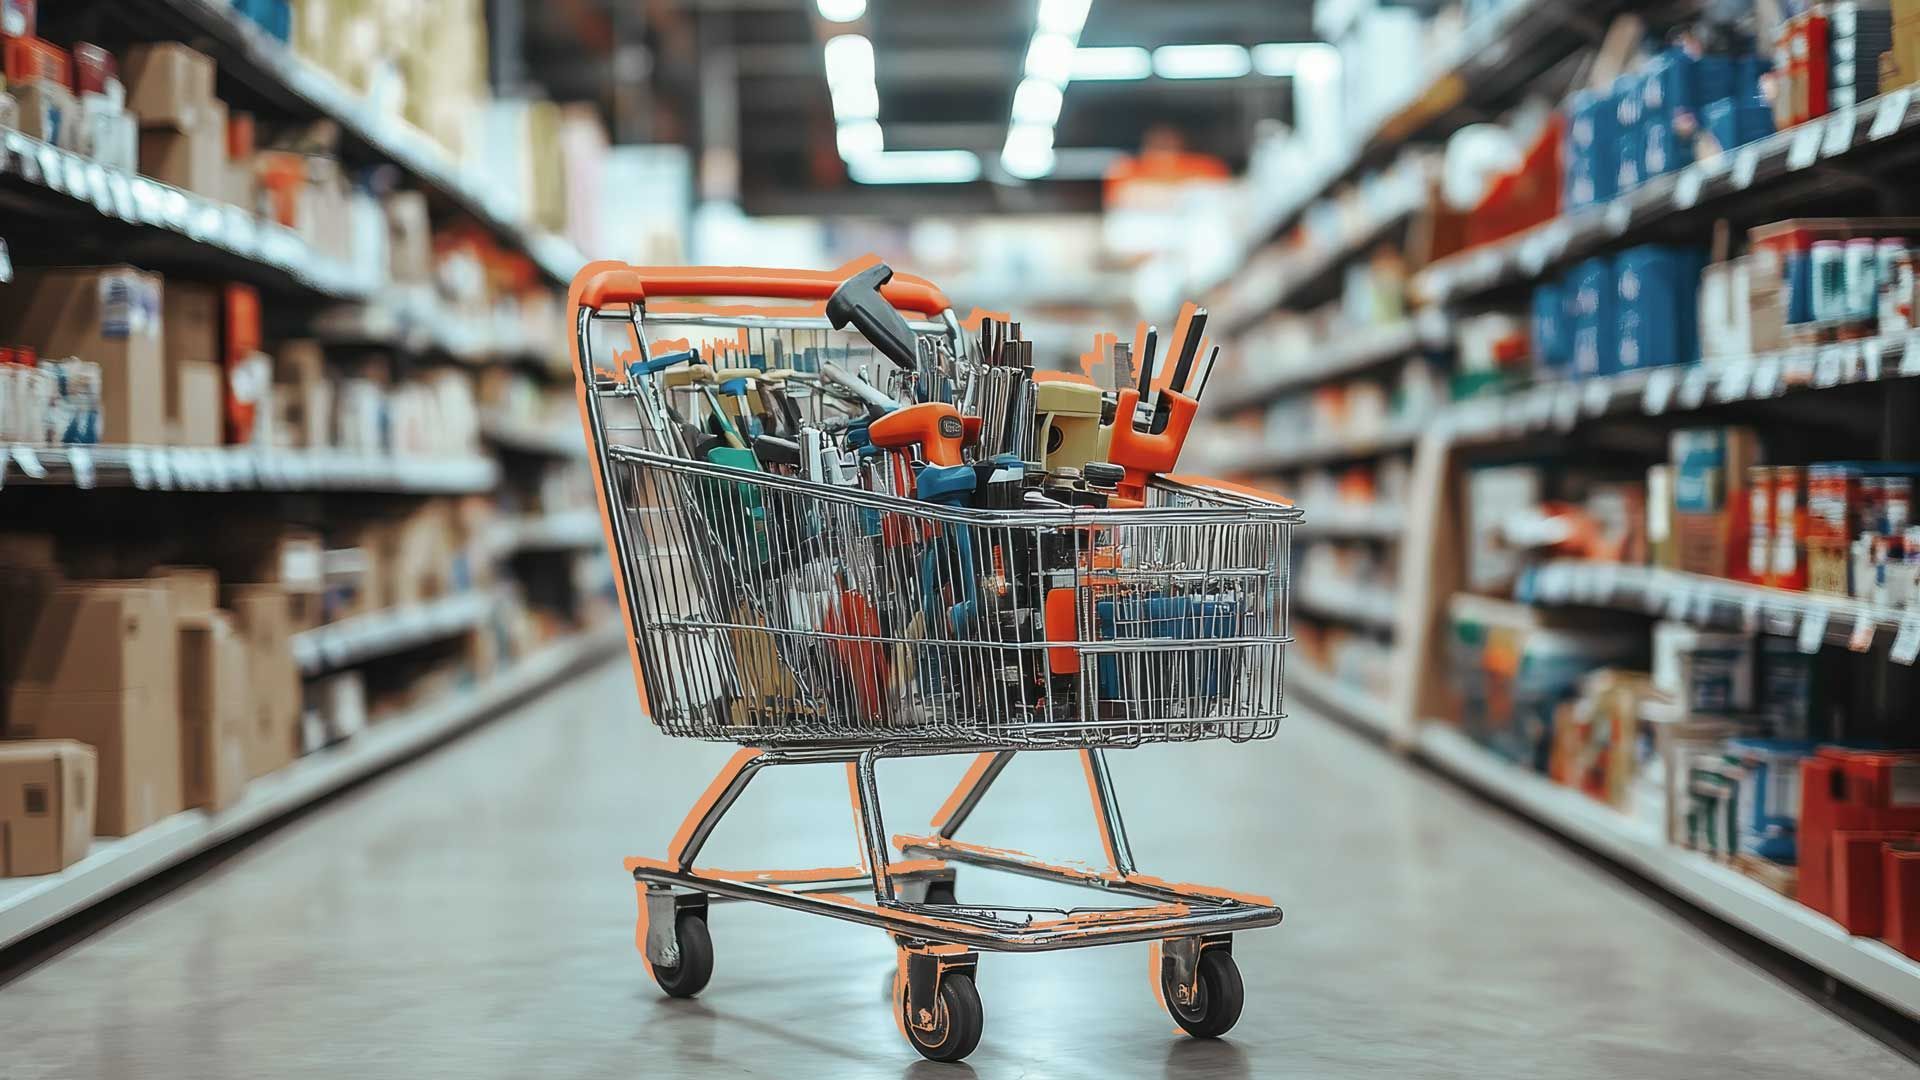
[830,80,879,120]
[1010,78,1064,126]
[1070,46,1151,81]
[1151,43,1251,80]
[1023,32,1076,87]
[1001,123,1056,180]
[848,149,982,185]
[835,119,883,158]
[822,34,875,89]
[1035,0,1091,37]
[1250,42,1340,78]
[815,0,866,23]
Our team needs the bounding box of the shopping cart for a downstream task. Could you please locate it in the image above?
[571,261,1299,1062]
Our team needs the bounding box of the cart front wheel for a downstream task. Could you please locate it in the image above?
[903,971,983,1062]
[651,912,714,999]
[1163,949,1242,1039]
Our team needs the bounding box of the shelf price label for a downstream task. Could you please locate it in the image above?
[67,447,93,489]
[1716,357,1753,401]
[1553,385,1582,431]
[1797,607,1830,653]
[1788,122,1824,169]
[1752,354,1783,397]
[1894,617,1920,665]
[1904,332,1920,377]
[1823,105,1858,157]
[1643,366,1677,414]
[1741,596,1763,632]
[1605,200,1633,236]
[1814,345,1846,388]
[1863,338,1885,382]
[1582,378,1613,416]
[1872,87,1914,140]
[1849,617,1877,653]
[1678,365,1712,410]
[1674,166,1705,209]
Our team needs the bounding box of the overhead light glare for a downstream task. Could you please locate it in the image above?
[1152,43,1251,80]
[815,0,866,23]
[830,80,879,120]
[1250,42,1340,78]
[1036,0,1091,36]
[848,149,982,185]
[1070,46,1151,80]
[823,34,875,88]
[1010,78,1064,126]
[1024,32,1075,86]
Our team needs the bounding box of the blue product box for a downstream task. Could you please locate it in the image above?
[1531,282,1570,375]
[1702,97,1776,153]
[1565,90,1619,207]
[1615,131,1643,190]
[1737,55,1770,104]
[1567,258,1615,377]
[1727,738,1817,864]
[1693,55,1737,105]
[1642,114,1691,177]
[1641,48,1697,115]
[1614,244,1705,373]
[1783,249,1814,324]
[234,0,292,42]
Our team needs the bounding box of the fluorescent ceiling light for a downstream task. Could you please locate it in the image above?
[1024,32,1075,86]
[830,80,879,120]
[815,0,865,22]
[848,149,982,185]
[823,34,875,88]
[1071,46,1150,80]
[1152,43,1251,79]
[1001,122,1056,180]
[1036,0,1091,36]
[1251,42,1340,78]
[835,120,883,159]
[1010,78,1064,126]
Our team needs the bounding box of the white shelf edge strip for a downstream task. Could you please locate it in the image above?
[1288,662,1395,740]
[0,624,624,951]
[290,591,500,676]
[0,445,499,494]
[1413,724,1920,1020]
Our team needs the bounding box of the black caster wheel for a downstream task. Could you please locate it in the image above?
[1163,950,1243,1039]
[650,912,714,999]
[903,970,984,1063]
[923,878,958,906]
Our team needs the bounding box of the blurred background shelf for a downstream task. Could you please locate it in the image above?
[291,591,500,677]
[0,446,501,493]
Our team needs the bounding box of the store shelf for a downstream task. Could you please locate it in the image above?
[480,416,588,459]
[1299,504,1404,539]
[0,445,499,494]
[0,624,624,952]
[1296,583,1399,632]
[1438,331,1920,446]
[1222,0,1641,279]
[1517,560,1920,659]
[1212,422,1424,473]
[1413,87,1920,306]
[1212,316,1440,412]
[291,591,499,677]
[0,129,365,300]
[1217,197,1424,333]
[1288,661,1395,740]
[1414,723,1920,1020]
[137,0,587,287]
[491,510,603,555]
[312,295,561,371]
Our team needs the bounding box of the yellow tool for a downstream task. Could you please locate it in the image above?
[1035,380,1104,473]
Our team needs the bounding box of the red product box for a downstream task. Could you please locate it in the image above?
[1801,750,1920,917]
[1747,465,1775,584]
[4,34,67,88]
[1832,830,1919,935]
[222,283,264,444]
[71,42,115,96]
[1884,844,1920,959]
[1803,13,1830,123]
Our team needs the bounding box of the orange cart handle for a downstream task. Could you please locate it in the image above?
[576,263,953,316]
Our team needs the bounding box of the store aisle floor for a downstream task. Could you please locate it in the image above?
[2,660,1913,1080]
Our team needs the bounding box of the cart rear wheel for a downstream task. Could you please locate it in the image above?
[903,971,983,1062]
[651,912,714,999]
[1163,949,1242,1039]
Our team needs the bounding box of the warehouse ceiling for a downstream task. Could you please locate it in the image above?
[511,0,1315,215]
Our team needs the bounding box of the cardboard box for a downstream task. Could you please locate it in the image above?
[152,565,218,619]
[13,78,76,147]
[122,43,216,132]
[6,582,182,835]
[0,740,95,876]
[0,266,165,446]
[0,538,62,737]
[224,584,300,778]
[178,611,250,812]
[217,526,324,594]
[318,670,367,743]
[172,360,223,446]
[1671,427,1762,579]
[138,100,228,198]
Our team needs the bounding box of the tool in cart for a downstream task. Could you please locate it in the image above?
[1106,311,1208,507]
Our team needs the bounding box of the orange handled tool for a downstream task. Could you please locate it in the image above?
[867,402,967,467]
[1106,388,1198,505]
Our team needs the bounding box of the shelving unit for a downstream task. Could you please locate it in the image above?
[1416,725,1920,1021]
[291,591,501,677]
[491,511,603,555]
[1209,318,1436,413]
[1,130,365,300]
[127,0,586,287]
[0,625,623,952]
[1288,662,1396,741]
[481,416,589,460]
[1298,504,1404,539]
[0,445,500,494]
[1296,582,1399,632]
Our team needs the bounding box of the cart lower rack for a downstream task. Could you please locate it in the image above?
[572,261,1298,1061]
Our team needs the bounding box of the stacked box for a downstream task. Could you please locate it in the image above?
[1567,258,1615,377]
[1831,1,1895,110]
[1565,88,1619,209]
[1615,244,1706,373]
[124,44,228,200]
[1530,281,1570,377]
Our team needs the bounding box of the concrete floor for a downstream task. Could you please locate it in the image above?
[2,658,1916,1079]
